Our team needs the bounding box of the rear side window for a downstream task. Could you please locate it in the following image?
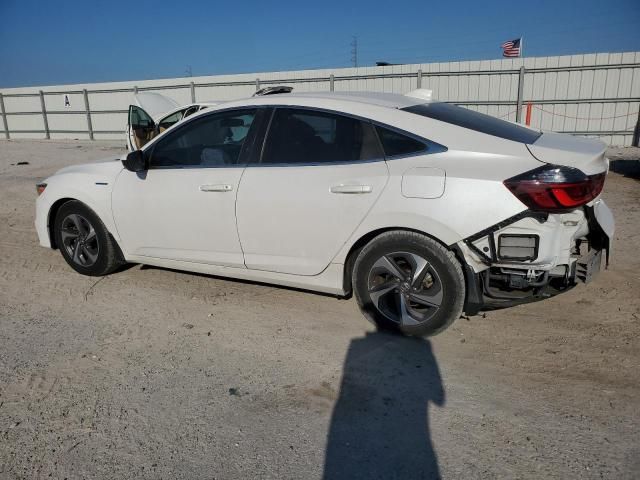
[261,108,383,164]
[375,126,427,157]
[403,103,542,144]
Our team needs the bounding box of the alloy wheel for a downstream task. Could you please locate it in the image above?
[60,214,99,267]
[367,251,443,327]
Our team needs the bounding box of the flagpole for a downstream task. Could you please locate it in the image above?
[521,36,524,58]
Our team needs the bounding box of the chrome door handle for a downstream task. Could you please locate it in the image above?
[199,184,233,192]
[330,184,373,194]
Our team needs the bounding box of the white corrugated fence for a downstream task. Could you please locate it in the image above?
[1,51,639,146]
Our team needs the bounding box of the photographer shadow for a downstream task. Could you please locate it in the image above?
[323,331,445,480]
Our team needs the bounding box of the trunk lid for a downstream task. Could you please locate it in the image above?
[527,132,608,175]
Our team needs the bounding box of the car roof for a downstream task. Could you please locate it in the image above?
[284,91,429,108]
[197,91,431,110]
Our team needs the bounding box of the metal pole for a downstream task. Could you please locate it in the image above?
[329,74,334,92]
[190,82,196,103]
[133,86,138,94]
[0,93,9,139]
[633,109,640,147]
[515,66,525,123]
[417,69,423,89]
[39,90,50,139]
[255,78,261,91]
[83,89,94,140]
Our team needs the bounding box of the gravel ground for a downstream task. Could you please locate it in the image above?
[0,140,639,479]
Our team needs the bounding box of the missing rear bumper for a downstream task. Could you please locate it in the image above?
[460,262,577,314]
[456,206,610,315]
[575,248,602,283]
[462,211,548,266]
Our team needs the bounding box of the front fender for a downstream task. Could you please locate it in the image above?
[35,176,119,249]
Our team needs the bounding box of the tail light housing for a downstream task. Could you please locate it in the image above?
[36,182,47,196]
[503,165,605,212]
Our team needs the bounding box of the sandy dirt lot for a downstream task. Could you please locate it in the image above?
[0,140,639,479]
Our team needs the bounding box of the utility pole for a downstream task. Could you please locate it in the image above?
[350,36,358,68]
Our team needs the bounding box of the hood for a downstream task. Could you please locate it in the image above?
[53,157,124,179]
[134,92,180,120]
[528,132,608,176]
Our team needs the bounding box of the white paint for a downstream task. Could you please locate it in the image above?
[528,131,609,175]
[405,89,433,101]
[35,91,615,296]
[133,92,179,119]
[237,161,388,276]
[111,167,246,267]
[401,167,446,199]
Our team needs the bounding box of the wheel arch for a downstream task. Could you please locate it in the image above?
[341,227,455,297]
[47,197,75,249]
[47,198,123,261]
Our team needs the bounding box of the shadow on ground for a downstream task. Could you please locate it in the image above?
[323,332,445,480]
[610,158,640,179]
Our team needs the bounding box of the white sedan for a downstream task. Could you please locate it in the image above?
[35,89,614,336]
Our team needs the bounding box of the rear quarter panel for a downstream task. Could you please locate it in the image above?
[328,107,545,264]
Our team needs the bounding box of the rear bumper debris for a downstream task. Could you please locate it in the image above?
[456,202,613,315]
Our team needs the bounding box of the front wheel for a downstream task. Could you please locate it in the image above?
[353,231,465,337]
[54,200,124,276]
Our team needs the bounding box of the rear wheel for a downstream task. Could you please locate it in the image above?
[353,231,465,337]
[54,201,123,276]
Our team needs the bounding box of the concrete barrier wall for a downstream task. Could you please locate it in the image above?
[1,51,639,146]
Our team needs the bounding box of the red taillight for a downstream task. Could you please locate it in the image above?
[36,183,47,196]
[504,165,605,212]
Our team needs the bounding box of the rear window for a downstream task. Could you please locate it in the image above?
[403,103,542,144]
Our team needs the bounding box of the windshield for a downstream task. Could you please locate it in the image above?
[403,103,542,144]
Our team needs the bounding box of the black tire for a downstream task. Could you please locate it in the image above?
[352,230,465,337]
[54,200,124,276]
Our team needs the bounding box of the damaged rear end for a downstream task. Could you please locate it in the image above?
[458,132,615,313]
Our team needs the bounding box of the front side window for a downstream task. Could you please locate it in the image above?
[148,109,256,168]
[261,108,383,164]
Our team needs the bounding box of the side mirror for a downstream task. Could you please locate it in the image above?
[122,150,147,172]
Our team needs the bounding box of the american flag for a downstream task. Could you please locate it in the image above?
[501,38,521,57]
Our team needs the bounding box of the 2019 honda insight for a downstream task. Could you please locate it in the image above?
[35,89,614,336]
